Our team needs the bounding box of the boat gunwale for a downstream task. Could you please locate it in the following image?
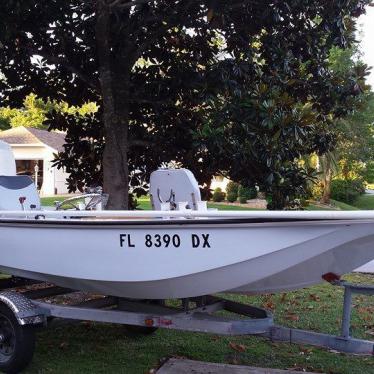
[0,217,370,228]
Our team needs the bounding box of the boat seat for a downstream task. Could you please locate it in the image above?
[150,168,203,210]
[0,175,41,211]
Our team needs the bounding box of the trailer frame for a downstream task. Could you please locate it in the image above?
[0,277,372,372]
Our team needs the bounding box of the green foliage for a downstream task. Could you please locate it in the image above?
[333,93,374,178]
[238,195,247,204]
[309,180,324,200]
[0,93,98,130]
[226,181,239,202]
[238,185,257,204]
[212,187,225,202]
[0,94,48,129]
[226,192,238,203]
[0,116,9,130]
[319,49,374,195]
[202,44,369,208]
[226,181,239,196]
[330,178,366,204]
[364,161,374,183]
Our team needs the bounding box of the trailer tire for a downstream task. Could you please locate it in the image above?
[0,303,36,374]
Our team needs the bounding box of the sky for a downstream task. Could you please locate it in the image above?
[360,6,374,87]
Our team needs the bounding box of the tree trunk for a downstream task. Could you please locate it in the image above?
[267,188,287,210]
[321,157,332,204]
[95,1,129,209]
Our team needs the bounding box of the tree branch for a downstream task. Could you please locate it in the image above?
[27,46,100,91]
[131,0,195,60]
[111,0,259,10]
[129,139,151,147]
[110,0,156,9]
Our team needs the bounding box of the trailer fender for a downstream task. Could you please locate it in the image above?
[0,291,48,326]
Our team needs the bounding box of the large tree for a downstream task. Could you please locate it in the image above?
[0,0,370,208]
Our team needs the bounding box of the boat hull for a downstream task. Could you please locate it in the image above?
[1,218,374,298]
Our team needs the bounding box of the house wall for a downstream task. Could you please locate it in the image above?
[10,145,69,196]
[54,166,69,195]
[42,148,57,196]
[210,176,230,192]
[0,140,16,175]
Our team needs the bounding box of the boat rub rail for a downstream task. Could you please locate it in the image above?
[0,217,364,227]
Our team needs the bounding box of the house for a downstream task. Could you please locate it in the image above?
[0,126,70,196]
[210,175,230,192]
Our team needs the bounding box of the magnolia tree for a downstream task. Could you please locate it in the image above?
[0,0,370,209]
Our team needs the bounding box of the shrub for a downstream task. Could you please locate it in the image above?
[226,181,239,196]
[226,182,240,202]
[226,191,238,203]
[212,187,225,202]
[350,178,366,194]
[238,195,247,204]
[364,161,374,184]
[238,185,257,204]
[330,178,365,204]
[309,180,324,200]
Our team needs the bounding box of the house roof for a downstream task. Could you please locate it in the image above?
[0,126,66,152]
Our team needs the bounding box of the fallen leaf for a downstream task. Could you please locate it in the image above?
[229,342,246,352]
[263,301,276,310]
[285,313,300,322]
[309,293,320,302]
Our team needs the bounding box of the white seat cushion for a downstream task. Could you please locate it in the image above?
[0,176,41,210]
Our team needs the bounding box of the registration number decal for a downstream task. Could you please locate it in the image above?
[119,233,211,249]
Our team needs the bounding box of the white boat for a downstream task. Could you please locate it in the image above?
[1,141,374,299]
[1,209,374,299]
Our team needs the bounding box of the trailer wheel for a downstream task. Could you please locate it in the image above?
[0,303,36,374]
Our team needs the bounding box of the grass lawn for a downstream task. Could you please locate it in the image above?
[26,273,374,374]
[42,196,258,210]
[136,196,258,211]
[41,196,66,207]
[43,194,367,211]
[352,194,374,210]
[330,199,360,211]
[136,196,361,212]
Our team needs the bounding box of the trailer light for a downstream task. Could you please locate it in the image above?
[322,272,341,283]
[145,318,154,327]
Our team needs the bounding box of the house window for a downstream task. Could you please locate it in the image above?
[16,160,44,190]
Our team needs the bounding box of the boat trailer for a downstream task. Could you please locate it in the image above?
[0,278,372,373]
